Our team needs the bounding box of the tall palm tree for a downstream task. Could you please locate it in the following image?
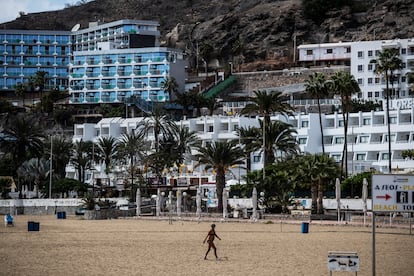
[33,71,48,112]
[15,83,26,107]
[296,154,320,214]
[139,109,178,177]
[161,77,179,102]
[44,135,73,179]
[0,114,44,174]
[241,90,294,167]
[118,130,148,196]
[237,126,261,173]
[263,120,299,163]
[315,154,339,214]
[370,48,403,173]
[305,72,331,154]
[17,157,50,198]
[96,136,119,186]
[331,71,360,179]
[70,140,94,184]
[174,126,201,166]
[195,140,244,211]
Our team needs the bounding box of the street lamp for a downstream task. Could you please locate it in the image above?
[49,135,53,199]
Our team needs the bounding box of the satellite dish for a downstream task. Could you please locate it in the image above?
[71,23,80,32]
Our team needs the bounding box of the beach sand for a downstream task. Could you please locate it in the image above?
[0,215,413,276]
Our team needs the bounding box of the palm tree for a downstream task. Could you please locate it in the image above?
[139,109,178,177]
[70,140,94,184]
[263,120,299,163]
[370,48,403,173]
[96,136,119,186]
[175,126,201,166]
[237,126,261,173]
[296,154,320,214]
[195,140,244,211]
[241,90,294,167]
[44,135,73,179]
[315,154,339,214]
[0,114,44,174]
[305,72,331,154]
[17,157,50,198]
[15,83,26,107]
[33,71,48,111]
[331,71,360,179]
[118,130,148,197]
[161,77,179,102]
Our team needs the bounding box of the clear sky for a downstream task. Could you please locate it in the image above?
[0,0,79,24]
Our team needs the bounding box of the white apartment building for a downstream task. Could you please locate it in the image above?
[67,109,414,189]
[298,38,414,102]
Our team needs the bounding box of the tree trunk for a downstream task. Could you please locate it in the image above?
[317,178,324,214]
[311,180,317,214]
[215,168,225,212]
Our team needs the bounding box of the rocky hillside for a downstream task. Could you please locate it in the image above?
[2,0,414,71]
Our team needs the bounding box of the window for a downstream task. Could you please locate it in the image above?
[345,47,351,53]
[331,154,341,162]
[298,138,307,145]
[375,91,380,97]
[368,78,373,84]
[389,117,397,124]
[306,50,313,55]
[357,51,363,58]
[381,153,389,160]
[368,92,372,98]
[359,136,369,143]
[356,154,366,160]
[368,64,373,71]
[326,48,333,54]
[357,78,363,85]
[375,50,380,56]
[385,134,396,142]
[363,118,371,125]
[401,48,406,55]
[357,65,363,72]
[208,125,214,132]
[335,137,344,144]
[301,121,309,127]
[253,156,261,163]
[338,120,344,127]
[368,50,373,57]
[402,76,406,83]
[375,78,380,84]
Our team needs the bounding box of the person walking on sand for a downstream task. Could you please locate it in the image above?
[203,224,221,260]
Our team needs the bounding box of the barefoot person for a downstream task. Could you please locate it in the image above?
[203,224,221,260]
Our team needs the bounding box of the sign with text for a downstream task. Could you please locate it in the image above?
[372,174,414,212]
[328,251,359,272]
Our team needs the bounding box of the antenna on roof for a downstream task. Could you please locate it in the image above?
[71,23,80,32]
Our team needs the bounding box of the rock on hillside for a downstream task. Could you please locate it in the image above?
[1,0,414,71]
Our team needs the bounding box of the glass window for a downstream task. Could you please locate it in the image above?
[253,156,261,163]
[301,121,309,127]
[356,154,366,160]
[357,51,363,58]
[331,154,341,162]
[389,117,397,124]
[359,136,369,143]
[298,138,307,145]
[335,137,344,144]
[363,118,371,125]
[357,65,363,72]
[306,50,313,55]
[381,153,389,160]
[326,48,333,54]
[368,50,373,57]
[368,64,373,71]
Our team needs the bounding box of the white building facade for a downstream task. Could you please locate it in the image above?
[298,38,414,101]
[67,109,414,189]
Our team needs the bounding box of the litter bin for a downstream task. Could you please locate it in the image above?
[57,211,66,219]
[28,221,40,231]
[301,222,309,234]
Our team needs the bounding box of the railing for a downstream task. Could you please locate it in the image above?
[126,96,154,113]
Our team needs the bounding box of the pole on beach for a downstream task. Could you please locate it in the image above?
[372,212,376,276]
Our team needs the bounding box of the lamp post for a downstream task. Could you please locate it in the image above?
[183,191,187,212]
[49,135,53,199]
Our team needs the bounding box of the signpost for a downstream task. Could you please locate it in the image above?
[328,251,359,275]
[371,174,414,276]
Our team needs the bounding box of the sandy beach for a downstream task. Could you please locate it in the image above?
[0,215,413,276]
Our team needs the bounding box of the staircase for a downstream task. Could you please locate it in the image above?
[126,96,154,113]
